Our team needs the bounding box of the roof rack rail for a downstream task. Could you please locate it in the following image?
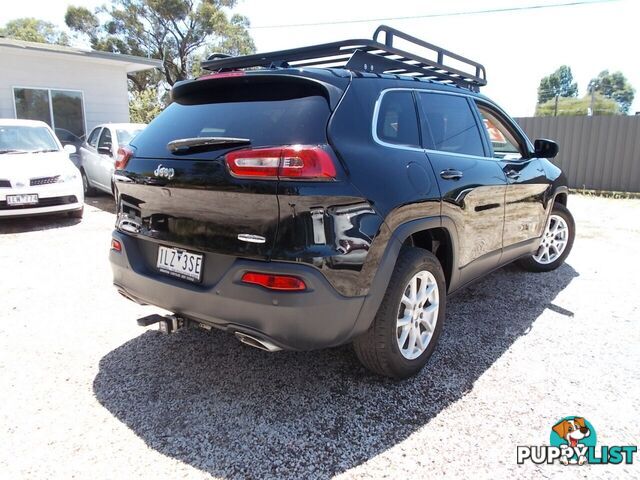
[201,25,487,91]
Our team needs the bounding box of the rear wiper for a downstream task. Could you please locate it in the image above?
[167,137,251,154]
[32,149,59,153]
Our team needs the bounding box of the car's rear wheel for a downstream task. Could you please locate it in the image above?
[517,203,575,272]
[354,247,446,379]
[81,169,95,196]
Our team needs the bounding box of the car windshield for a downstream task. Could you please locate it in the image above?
[0,125,59,154]
[116,128,144,146]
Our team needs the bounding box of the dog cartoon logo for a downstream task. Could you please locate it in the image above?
[519,417,636,465]
[550,417,596,465]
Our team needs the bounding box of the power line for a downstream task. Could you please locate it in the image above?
[249,0,618,29]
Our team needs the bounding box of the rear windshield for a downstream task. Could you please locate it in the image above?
[131,94,330,159]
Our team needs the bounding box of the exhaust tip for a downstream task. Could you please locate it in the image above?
[234,332,282,352]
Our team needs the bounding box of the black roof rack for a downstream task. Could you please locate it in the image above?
[201,25,487,91]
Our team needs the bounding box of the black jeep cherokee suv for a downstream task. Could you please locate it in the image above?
[110,26,574,378]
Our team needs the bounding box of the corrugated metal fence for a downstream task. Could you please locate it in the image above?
[515,116,640,192]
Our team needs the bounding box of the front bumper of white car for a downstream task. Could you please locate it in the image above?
[0,176,84,217]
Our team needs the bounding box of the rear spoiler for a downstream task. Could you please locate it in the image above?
[171,72,349,110]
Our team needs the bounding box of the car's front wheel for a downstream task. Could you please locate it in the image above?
[67,207,83,219]
[354,247,446,379]
[517,203,575,272]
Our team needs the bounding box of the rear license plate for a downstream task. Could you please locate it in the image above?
[6,194,39,206]
[156,245,203,283]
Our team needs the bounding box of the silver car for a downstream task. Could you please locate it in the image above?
[79,123,146,196]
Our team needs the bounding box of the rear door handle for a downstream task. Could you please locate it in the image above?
[440,169,463,180]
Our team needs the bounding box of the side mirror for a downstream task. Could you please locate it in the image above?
[98,145,112,156]
[534,138,559,159]
[63,144,77,155]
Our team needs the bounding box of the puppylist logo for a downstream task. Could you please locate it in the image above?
[517,416,637,466]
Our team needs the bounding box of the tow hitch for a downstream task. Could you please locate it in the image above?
[136,314,185,334]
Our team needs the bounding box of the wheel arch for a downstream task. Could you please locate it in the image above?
[350,216,459,340]
[552,185,569,206]
[402,226,454,290]
[554,191,568,206]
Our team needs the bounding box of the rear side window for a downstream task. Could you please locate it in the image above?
[375,91,420,148]
[131,89,331,159]
[418,93,484,157]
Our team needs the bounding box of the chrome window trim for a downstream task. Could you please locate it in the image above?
[371,88,424,153]
[372,87,531,160]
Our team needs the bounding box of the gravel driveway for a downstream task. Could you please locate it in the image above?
[1,193,639,479]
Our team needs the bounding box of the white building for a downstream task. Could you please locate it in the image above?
[0,37,161,142]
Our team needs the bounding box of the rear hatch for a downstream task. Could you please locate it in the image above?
[115,73,345,263]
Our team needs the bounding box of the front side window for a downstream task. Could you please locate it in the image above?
[375,91,420,148]
[13,88,85,138]
[418,92,484,157]
[87,127,101,147]
[476,104,525,160]
[98,128,113,151]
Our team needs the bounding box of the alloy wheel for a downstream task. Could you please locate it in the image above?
[396,271,440,360]
[533,214,569,265]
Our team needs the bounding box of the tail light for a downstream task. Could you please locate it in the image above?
[115,146,134,170]
[226,145,337,180]
[111,239,122,252]
[241,272,307,291]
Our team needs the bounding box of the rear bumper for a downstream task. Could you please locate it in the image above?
[110,230,366,350]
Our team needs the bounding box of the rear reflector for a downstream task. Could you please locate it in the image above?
[226,145,337,180]
[115,146,134,170]
[241,272,307,291]
[111,239,122,252]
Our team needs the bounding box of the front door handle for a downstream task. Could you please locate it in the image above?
[505,169,520,180]
[440,169,463,180]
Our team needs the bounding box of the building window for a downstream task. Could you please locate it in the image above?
[13,87,86,138]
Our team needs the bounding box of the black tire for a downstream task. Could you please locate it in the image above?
[81,169,96,196]
[517,203,575,272]
[68,206,84,219]
[353,247,446,379]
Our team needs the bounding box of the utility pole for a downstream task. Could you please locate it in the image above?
[589,89,595,116]
[554,94,559,116]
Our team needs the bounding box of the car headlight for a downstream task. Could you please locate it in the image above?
[57,173,79,183]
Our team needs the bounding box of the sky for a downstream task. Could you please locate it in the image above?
[1,0,638,117]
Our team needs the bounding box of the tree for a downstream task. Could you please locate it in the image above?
[535,93,619,117]
[129,87,164,123]
[587,70,635,114]
[537,65,578,104]
[65,1,255,92]
[0,17,69,45]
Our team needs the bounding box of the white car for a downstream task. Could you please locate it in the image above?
[79,123,146,196]
[0,119,84,219]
